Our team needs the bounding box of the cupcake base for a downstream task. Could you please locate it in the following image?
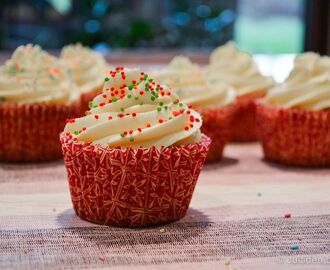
[256,101,330,167]
[60,134,211,227]
[0,102,79,162]
[197,105,234,163]
[230,93,264,142]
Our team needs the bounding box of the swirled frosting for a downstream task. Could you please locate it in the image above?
[265,52,330,110]
[64,67,203,148]
[60,44,109,95]
[0,44,73,104]
[153,56,235,108]
[204,42,274,96]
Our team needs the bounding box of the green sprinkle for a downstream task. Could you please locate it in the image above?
[93,105,98,108]
[74,131,79,135]
[120,133,125,138]
[135,97,139,100]
[159,102,164,106]
[120,108,125,112]
[148,78,153,82]
[139,102,144,106]
[151,96,156,101]
[88,101,93,109]
[157,107,161,112]
[104,77,109,82]
[127,94,132,98]
[164,105,168,110]
[174,100,179,104]
[128,85,134,90]
[143,74,148,80]
[112,98,118,102]
[169,117,172,120]
[179,103,183,107]
[129,137,134,142]
[290,244,299,250]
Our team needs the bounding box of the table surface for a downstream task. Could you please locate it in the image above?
[0,57,329,270]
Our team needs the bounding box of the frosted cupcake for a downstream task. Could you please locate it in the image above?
[256,52,330,166]
[0,44,79,161]
[60,44,109,113]
[153,56,236,162]
[61,67,211,227]
[205,42,274,141]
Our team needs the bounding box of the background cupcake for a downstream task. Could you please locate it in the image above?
[60,44,110,114]
[153,56,236,162]
[204,42,274,141]
[256,52,330,167]
[0,44,79,162]
[61,67,210,227]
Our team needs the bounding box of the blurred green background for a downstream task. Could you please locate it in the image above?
[0,0,305,54]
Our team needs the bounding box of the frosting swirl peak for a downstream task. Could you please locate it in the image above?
[153,56,235,108]
[205,42,274,96]
[64,68,203,148]
[265,52,330,110]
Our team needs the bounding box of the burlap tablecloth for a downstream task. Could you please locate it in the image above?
[0,142,329,270]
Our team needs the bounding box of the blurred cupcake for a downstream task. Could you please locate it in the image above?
[256,52,330,167]
[153,56,236,162]
[61,67,211,227]
[205,42,274,141]
[0,44,79,162]
[60,44,109,113]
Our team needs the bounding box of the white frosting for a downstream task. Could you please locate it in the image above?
[60,44,109,98]
[266,52,330,110]
[153,56,235,108]
[64,68,203,148]
[0,44,74,104]
[205,42,274,96]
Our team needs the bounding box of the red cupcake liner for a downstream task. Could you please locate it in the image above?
[256,101,330,167]
[196,105,235,163]
[230,93,265,142]
[80,86,103,115]
[60,133,211,227]
[0,102,79,162]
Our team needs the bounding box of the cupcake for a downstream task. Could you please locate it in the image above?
[0,44,79,162]
[153,56,236,162]
[60,67,211,227]
[204,42,274,141]
[256,52,330,167]
[60,44,109,114]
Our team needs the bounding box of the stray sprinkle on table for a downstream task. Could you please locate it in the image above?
[257,192,262,197]
[224,258,231,266]
[290,244,299,250]
[284,213,291,218]
[159,228,165,233]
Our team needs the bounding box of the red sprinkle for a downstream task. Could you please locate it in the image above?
[99,102,105,107]
[137,128,142,132]
[158,119,164,123]
[132,112,136,117]
[195,118,200,123]
[284,213,291,219]
[184,126,189,131]
[146,124,151,128]
[108,116,113,120]
[102,94,107,98]
[190,116,194,122]
[94,115,99,120]
[139,91,144,95]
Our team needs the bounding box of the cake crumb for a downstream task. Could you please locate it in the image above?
[159,228,165,233]
[224,258,231,266]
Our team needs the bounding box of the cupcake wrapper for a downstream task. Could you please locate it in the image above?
[0,102,79,162]
[230,93,264,142]
[80,86,103,115]
[60,134,211,227]
[256,101,330,167]
[197,105,235,162]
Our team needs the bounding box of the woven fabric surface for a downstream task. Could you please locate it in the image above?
[0,142,329,270]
